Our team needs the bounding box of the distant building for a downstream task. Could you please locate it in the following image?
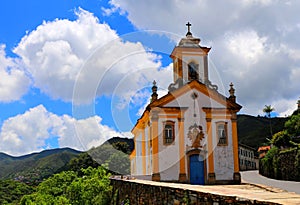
[257,145,271,159]
[238,144,258,170]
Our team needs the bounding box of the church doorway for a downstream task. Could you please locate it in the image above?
[189,154,205,185]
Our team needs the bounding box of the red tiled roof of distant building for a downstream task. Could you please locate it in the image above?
[257,145,271,152]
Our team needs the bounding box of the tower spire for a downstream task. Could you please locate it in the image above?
[229,83,236,102]
[151,80,158,102]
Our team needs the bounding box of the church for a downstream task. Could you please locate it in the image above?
[130,23,242,185]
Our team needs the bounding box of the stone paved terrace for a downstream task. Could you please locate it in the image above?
[115,178,300,204]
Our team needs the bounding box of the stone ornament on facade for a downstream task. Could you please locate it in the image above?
[187,123,205,149]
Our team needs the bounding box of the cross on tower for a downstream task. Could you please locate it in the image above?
[186,22,192,36]
[186,22,192,32]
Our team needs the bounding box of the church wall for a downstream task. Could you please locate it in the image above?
[211,119,235,180]
[130,158,135,175]
[164,89,237,182]
[164,89,227,181]
[135,132,143,175]
[144,126,151,175]
[158,117,180,181]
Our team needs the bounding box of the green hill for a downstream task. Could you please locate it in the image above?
[0,138,134,183]
[0,148,81,183]
[237,114,287,150]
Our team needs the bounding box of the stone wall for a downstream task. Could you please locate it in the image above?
[278,149,299,181]
[110,179,276,205]
[260,148,300,181]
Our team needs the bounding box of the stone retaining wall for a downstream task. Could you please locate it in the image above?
[110,178,277,205]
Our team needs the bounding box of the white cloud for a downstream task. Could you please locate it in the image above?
[0,45,31,102]
[14,8,118,102]
[274,98,298,117]
[0,105,131,156]
[225,30,267,65]
[105,0,300,116]
[14,8,171,106]
[214,30,300,115]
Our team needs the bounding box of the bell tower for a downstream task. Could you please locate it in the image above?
[170,22,211,86]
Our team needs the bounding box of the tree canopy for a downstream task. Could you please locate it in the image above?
[20,166,112,205]
[263,105,275,118]
[285,114,300,138]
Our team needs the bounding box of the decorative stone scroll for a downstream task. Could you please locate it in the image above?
[187,123,205,149]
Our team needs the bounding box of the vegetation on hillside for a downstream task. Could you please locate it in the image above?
[0,138,132,204]
[0,180,35,205]
[237,114,287,150]
[88,142,131,175]
[0,148,81,184]
[20,166,112,205]
[260,113,300,181]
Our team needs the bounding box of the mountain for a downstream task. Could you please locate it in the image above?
[0,148,81,183]
[105,136,134,153]
[237,114,287,150]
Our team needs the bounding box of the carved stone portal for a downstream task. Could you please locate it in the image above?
[187,123,205,149]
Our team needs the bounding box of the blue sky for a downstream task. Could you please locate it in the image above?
[0,0,299,156]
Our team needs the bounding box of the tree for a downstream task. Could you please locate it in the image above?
[0,180,34,204]
[21,166,112,205]
[285,113,300,138]
[67,152,99,175]
[112,142,131,154]
[263,105,275,137]
[263,105,275,118]
[271,130,291,148]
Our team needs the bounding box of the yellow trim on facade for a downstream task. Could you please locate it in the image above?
[178,117,186,181]
[231,114,239,172]
[148,126,151,175]
[151,112,159,175]
[129,149,136,159]
[206,119,214,174]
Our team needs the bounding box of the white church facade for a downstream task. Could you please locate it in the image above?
[130,23,242,185]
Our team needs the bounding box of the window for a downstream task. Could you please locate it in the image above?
[188,62,199,81]
[163,121,175,145]
[216,122,228,146]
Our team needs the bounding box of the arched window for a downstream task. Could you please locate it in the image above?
[216,122,228,146]
[188,62,199,81]
[163,121,175,145]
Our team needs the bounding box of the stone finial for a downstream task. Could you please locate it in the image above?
[229,82,236,102]
[151,80,158,102]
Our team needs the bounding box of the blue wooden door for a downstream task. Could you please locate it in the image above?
[190,155,205,185]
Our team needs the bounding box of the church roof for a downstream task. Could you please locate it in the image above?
[149,80,242,110]
[132,80,242,132]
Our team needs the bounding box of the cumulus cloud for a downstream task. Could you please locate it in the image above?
[105,0,300,116]
[0,45,31,102]
[14,8,171,106]
[0,105,130,156]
